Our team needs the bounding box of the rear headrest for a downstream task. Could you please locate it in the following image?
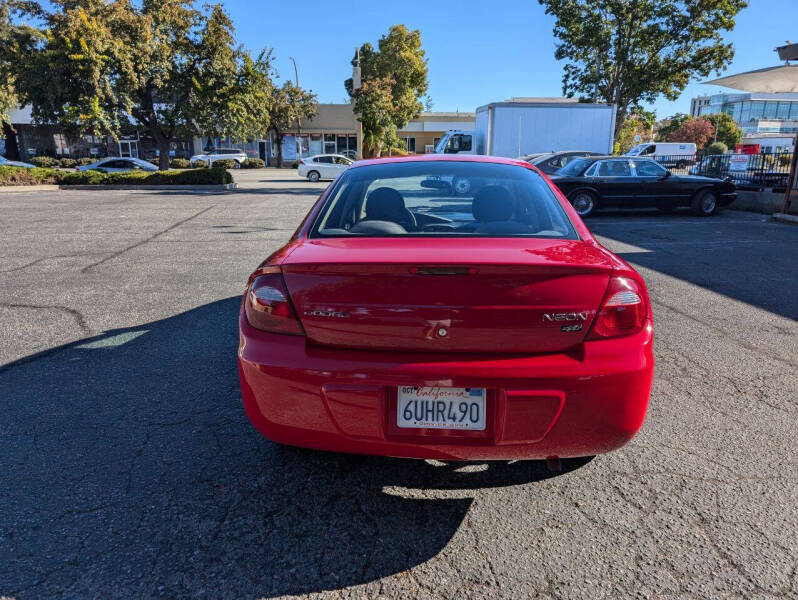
[472,186,514,222]
[366,187,406,220]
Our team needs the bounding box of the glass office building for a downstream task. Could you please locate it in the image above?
[690,93,798,134]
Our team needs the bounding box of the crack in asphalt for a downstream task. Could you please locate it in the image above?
[80,205,216,273]
[0,252,109,273]
[0,302,91,334]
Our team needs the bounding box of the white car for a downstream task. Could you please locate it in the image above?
[298,154,354,182]
[189,148,247,167]
[0,156,35,168]
[78,157,159,172]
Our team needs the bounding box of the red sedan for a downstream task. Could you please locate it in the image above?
[238,155,654,461]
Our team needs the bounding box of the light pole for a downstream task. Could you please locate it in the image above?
[289,56,302,160]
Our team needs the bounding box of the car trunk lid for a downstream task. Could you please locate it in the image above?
[282,238,614,353]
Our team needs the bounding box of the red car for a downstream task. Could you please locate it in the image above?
[238,155,653,461]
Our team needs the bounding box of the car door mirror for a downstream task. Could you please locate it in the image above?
[660,170,671,179]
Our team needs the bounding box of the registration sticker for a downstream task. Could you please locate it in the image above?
[396,386,486,430]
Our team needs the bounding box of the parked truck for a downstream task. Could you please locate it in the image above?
[434,100,617,157]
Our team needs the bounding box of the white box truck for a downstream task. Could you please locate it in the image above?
[434,100,617,157]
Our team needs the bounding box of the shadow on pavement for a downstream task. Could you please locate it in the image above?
[0,296,589,598]
[586,209,798,320]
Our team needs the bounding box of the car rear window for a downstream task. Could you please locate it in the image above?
[310,161,577,239]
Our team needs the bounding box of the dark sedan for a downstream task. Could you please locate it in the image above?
[525,150,602,175]
[548,156,737,217]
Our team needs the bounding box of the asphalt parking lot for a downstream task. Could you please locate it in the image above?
[1,169,796,599]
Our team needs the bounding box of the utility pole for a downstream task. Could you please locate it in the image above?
[289,56,301,160]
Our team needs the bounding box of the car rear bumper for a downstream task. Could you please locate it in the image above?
[238,311,654,460]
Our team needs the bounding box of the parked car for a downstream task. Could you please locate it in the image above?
[0,156,35,168]
[626,142,697,169]
[298,154,353,182]
[78,157,159,173]
[189,148,247,167]
[549,156,736,217]
[525,151,603,174]
[239,155,654,461]
[690,153,790,188]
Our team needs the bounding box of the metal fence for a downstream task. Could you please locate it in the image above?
[650,152,794,190]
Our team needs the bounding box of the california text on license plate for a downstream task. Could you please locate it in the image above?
[396,386,486,430]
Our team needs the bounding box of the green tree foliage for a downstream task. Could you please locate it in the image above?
[345,25,428,157]
[700,112,743,150]
[654,113,690,141]
[705,141,728,155]
[9,1,275,169]
[0,1,41,160]
[667,117,715,149]
[614,109,655,154]
[538,0,747,140]
[268,80,318,167]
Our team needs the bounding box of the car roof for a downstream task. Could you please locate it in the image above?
[352,154,534,170]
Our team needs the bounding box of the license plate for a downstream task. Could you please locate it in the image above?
[396,386,486,430]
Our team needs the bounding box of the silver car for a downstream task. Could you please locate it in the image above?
[0,156,35,168]
[78,157,159,173]
[189,148,247,167]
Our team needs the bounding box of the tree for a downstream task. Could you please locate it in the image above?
[700,112,743,150]
[10,0,275,169]
[0,0,40,160]
[539,0,747,141]
[345,25,428,157]
[705,141,728,155]
[667,117,714,149]
[268,80,318,167]
[655,113,690,142]
[615,108,655,154]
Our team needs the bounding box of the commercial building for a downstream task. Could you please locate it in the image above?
[2,102,475,164]
[689,92,798,135]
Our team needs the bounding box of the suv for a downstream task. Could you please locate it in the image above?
[189,148,247,167]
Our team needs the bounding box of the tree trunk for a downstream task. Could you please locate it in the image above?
[2,120,21,161]
[157,138,170,170]
[273,129,283,168]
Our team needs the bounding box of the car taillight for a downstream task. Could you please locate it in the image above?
[244,268,304,335]
[586,276,648,340]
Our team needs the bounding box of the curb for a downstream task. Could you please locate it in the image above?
[60,183,238,191]
[0,183,237,192]
[772,212,798,225]
[0,184,60,193]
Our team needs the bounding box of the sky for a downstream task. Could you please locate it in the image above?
[225,0,798,119]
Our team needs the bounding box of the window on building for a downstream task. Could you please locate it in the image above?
[750,101,765,119]
[764,102,778,119]
[402,137,417,153]
[324,133,336,154]
[433,137,441,147]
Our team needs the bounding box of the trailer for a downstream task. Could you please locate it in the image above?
[434,100,617,158]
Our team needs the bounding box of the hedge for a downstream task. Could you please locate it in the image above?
[1,166,232,186]
[170,158,191,169]
[241,157,265,169]
[30,156,58,168]
[211,158,237,169]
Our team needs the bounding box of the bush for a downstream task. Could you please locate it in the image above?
[241,157,265,169]
[77,157,96,166]
[0,166,61,185]
[148,158,160,166]
[30,156,58,168]
[169,158,191,169]
[58,158,78,168]
[1,165,232,186]
[705,142,728,155]
[191,159,208,168]
[211,158,236,169]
